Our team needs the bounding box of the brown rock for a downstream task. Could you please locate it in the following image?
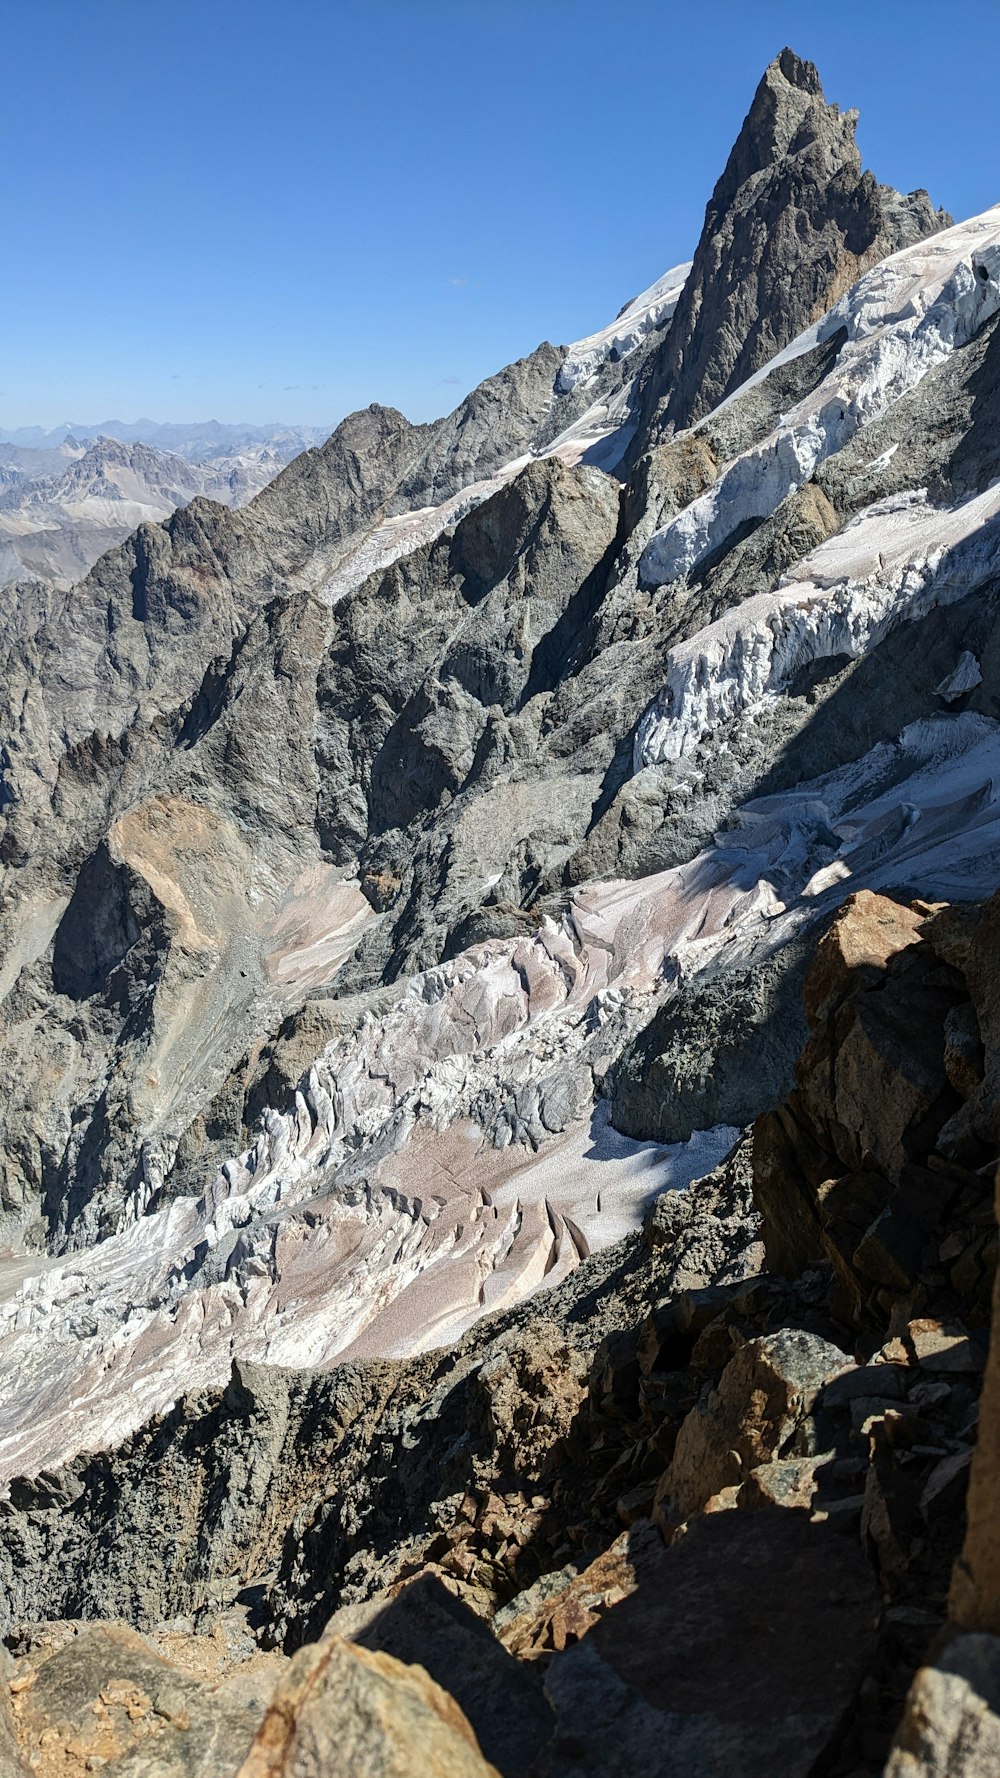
[660,1328,848,1521]
[752,890,974,1321]
[0,1648,31,1777]
[496,1520,662,1662]
[885,1633,1000,1776]
[905,1319,986,1373]
[10,1621,268,1777]
[235,1633,499,1778]
[323,1573,552,1776]
[475,1324,588,1483]
[802,890,926,1026]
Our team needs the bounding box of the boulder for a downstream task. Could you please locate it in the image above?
[659,1328,848,1521]
[8,1620,272,1777]
[885,1634,1000,1777]
[542,1508,878,1778]
[235,1632,499,1778]
[324,1573,552,1777]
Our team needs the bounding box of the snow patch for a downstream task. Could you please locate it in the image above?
[639,209,1000,587]
[636,480,1000,764]
[556,261,691,396]
[937,650,983,702]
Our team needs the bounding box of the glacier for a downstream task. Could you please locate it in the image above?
[1,709,999,1484]
[636,478,1000,765]
[555,261,692,395]
[639,208,1000,588]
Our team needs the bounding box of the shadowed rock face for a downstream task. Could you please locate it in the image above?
[9,45,1000,1772]
[0,48,959,1269]
[635,48,948,443]
[753,890,998,1332]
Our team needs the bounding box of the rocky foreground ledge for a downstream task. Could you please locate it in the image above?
[3,887,1000,1775]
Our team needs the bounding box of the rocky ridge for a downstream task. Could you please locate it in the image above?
[2,44,1000,1776]
[0,430,327,593]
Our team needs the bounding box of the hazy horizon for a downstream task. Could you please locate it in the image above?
[4,0,999,432]
[0,418,331,440]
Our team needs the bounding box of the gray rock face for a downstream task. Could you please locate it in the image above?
[392,342,568,510]
[637,48,948,442]
[0,1148,758,1637]
[608,935,814,1145]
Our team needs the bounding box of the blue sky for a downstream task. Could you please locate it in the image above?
[3,0,998,431]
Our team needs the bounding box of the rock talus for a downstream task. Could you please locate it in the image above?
[5,38,1000,1778]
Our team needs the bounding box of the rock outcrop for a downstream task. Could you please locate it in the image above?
[754,889,997,1331]
[236,1633,500,1778]
[6,41,1000,1778]
[885,1635,1000,1778]
[637,48,948,441]
[2,1614,499,1777]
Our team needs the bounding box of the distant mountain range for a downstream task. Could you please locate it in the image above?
[4,47,1000,1776]
[0,422,329,589]
[0,418,328,461]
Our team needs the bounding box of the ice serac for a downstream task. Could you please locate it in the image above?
[639,208,1000,591]
[7,44,1000,1769]
[636,47,948,445]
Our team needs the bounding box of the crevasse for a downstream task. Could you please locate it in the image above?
[639,210,1000,589]
[636,481,1000,765]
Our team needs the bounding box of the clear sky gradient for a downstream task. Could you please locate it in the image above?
[4,0,998,432]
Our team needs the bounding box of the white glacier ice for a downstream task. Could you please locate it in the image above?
[937,649,984,701]
[2,708,1000,1482]
[637,479,1000,765]
[639,208,1000,587]
[556,261,692,395]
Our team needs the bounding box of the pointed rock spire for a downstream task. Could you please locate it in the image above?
[636,49,949,442]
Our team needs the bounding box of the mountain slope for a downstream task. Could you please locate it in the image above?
[7,40,1000,1775]
[635,48,949,444]
[0,29,992,1568]
[0,428,326,591]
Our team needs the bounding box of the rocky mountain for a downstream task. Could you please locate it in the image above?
[0,426,327,591]
[0,420,329,459]
[1,46,1000,1777]
[635,48,950,441]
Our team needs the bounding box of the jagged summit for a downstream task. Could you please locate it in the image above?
[3,42,1000,1771]
[772,44,823,92]
[716,49,844,194]
[633,47,950,442]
